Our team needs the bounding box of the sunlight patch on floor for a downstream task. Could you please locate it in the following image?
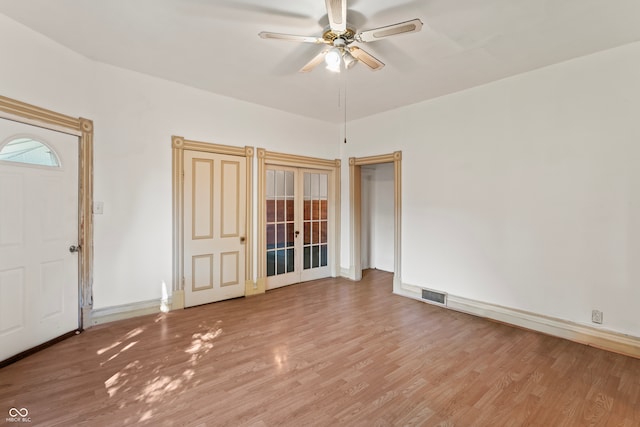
[98,319,224,423]
[105,360,142,398]
[97,340,122,356]
[98,326,146,358]
[185,321,223,365]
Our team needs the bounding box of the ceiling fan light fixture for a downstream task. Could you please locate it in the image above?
[326,61,342,73]
[325,47,342,66]
[325,47,342,72]
[343,50,357,69]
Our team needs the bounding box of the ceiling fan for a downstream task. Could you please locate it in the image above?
[259,0,423,72]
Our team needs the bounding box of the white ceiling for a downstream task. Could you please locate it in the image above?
[2,0,640,123]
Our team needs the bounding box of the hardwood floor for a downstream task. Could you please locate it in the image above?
[1,269,639,426]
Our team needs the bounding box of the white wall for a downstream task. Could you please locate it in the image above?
[1,14,340,310]
[360,164,394,272]
[341,41,640,337]
[0,15,92,119]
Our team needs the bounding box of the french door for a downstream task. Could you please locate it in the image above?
[265,166,330,289]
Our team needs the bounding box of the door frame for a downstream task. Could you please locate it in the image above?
[256,149,341,293]
[171,136,254,307]
[349,152,402,288]
[0,95,94,329]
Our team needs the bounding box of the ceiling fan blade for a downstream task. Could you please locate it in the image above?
[355,19,423,43]
[299,49,329,73]
[219,3,312,20]
[259,32,326,44]
[325,0,347,34]
[349,46,385,71]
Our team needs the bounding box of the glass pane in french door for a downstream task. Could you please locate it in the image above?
[303,172,328,270]
[266,169,295,277]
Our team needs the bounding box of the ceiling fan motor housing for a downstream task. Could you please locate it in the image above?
[323,28,356,45]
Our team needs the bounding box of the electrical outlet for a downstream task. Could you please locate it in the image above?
[592,310,603,324]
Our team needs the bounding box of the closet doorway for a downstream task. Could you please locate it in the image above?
[360,163,395,272]
[349,152,402,286]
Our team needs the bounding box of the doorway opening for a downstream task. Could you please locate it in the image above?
[349,152,402,288]
[360,163,395,272]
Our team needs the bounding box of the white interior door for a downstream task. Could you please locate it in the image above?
[0,120,79,362]
[265,167,331,289]
[184,150,246,307]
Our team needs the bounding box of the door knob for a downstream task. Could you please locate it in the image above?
[294,231,300,237]
[69,245,80,253]
[240,236,245,243]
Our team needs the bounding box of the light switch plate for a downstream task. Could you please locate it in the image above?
[94,201,104,215]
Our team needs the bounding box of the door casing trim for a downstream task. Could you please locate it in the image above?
[0,95,94,329]
[349,152,402,288]
[171,136,254,308]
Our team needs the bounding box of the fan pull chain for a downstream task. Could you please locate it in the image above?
[343,69,348,144]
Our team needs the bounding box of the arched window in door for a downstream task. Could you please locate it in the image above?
[0,136,60,167]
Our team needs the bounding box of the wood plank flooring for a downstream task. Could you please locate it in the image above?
[1,269,640,426]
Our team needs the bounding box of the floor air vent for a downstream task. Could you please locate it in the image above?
[421,289,446,305]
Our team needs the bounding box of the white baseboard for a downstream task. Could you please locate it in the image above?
[394,286,640,359]
[340,267,354,280]
[89,297,172,326]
